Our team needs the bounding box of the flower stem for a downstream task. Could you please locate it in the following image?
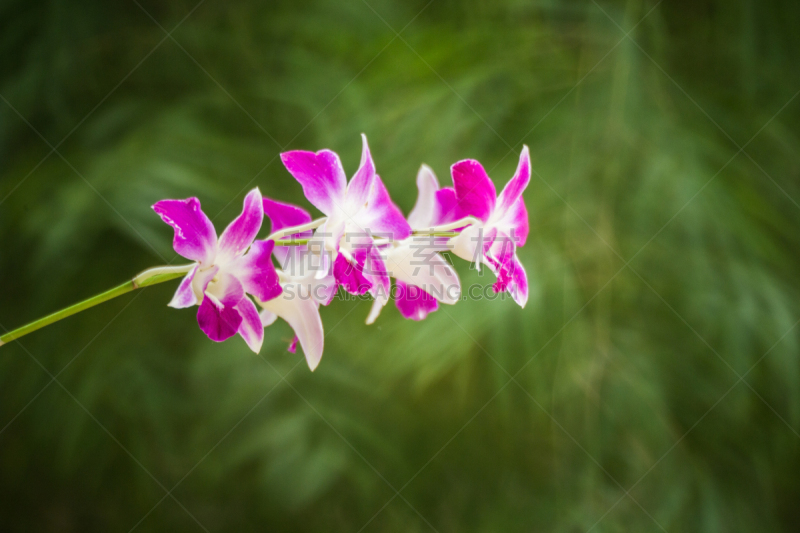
[413,217,481,234]
[0,264,193,346]
[273,238,310,246]
[266,217,327,242]
[410,231,459,237]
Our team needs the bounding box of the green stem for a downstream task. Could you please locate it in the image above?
[410,231,459,237]
[0,264,193,346]
[273,238,310,246]
[273,232,458,245]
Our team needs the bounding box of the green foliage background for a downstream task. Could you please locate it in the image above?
[2,0,800,531]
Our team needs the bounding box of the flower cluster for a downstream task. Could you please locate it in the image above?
[153,135,530,370]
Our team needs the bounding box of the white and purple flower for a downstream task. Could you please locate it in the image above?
[366,165,461,323]
[152,188,282,353]
[259,197,338,371]
[147,136,530,370]
[448,146,530,307]
[280,134,409,301]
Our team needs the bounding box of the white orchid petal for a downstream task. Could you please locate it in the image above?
[408,164,440,230]
[383,242,461,304]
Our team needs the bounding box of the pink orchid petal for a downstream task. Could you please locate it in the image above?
[280,149,347,216]
[485,231,515,272]
[235,297,264,353]
[508,255,528,308]
[333,252,372,295]
[365,244,390,298]
[313,272,338,306]
[197,273,245,342]
[229,239,282,302]
[355,175,411,241]
[395,280,439,321]
[287,336,299,353]
[491,254,528,308]
[434,187,459,225]
[261,286,325,371]
[451,159,497,223]
[484,235,528,308]
[217,188,264,263]
[263,197,314,233]
[408,164,440,229]
[263,197,313,266]
[152,197,217,264]
[168,264,200,309]
[496,145,531,215]
[344,134,376,213]
[499,197,529,247]
[197,298,242,342]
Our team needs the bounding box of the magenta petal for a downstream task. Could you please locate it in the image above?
[345,134,376,212]
[502,197,529,247]
[395,281,439,321]
[280,149,347,216]
[492,255,528,308]
[262,197,313,233]
[152,197,217,264]
[355,176,411,241]
[496,145,531,215]
[485,235,528,308]
[434,187,458,225]
[451,159,497,222]
[287,336,298,353]
[508,256,528,308]
[482,226,499,256]
[168,264,199,309]
[263,197,313,266]
[235,297,264,353]
[485,231,515,273]
[313,271,338,306]
[197,273,245,342]
[229,240,282,302]
[197,294,243,342]
[218,188,263,263]
[365,244,390,297]
[262,198,312,232]
[333,252,372,295]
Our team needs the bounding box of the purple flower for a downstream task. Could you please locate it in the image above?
[280,134,410,297]
[153,188,281,352]
[367,165,461,324]
[449,146,530,307]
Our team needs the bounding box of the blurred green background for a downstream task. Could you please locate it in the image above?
[2,0,800,531]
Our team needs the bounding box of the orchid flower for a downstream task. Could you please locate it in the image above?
[280,134,410,299]
[0,136,532,363]
[152,188,282,352]
[260,197,337,371]
[448,146,530,307]
[366,165,461,324]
